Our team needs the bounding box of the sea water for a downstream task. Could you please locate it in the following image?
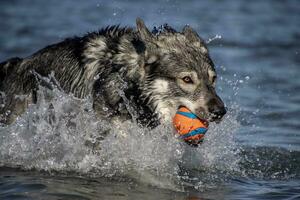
[0,0,300,199]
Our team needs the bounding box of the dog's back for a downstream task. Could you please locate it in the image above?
[0,22,144,124]
[0,37,88,124]
[0,27,133,124]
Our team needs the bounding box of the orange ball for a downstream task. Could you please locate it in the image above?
[173,107,209,143]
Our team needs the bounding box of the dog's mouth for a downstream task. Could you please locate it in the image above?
[175,106,209,147]
[177,106,209,124]
[178,105,223,124]
[208,114,223,123]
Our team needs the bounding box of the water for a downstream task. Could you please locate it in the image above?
[0,0,300,199]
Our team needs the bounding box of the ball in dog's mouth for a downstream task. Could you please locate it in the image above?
[173,106,209,145]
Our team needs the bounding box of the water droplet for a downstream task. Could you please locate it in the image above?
[103,107,108,111]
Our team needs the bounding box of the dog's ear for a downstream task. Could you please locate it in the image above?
[182,25,207,54]
[136,18,153,41]
[135,18,160,64]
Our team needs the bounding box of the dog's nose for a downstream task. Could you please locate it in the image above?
[207,97,227,120]
[211,106,227,118]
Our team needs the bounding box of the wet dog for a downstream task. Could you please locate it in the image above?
[0,18,226,128]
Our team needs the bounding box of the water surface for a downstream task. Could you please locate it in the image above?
[0,0,300,199]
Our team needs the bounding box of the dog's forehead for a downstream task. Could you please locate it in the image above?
[156,33,200,51]
[157,36,215,76]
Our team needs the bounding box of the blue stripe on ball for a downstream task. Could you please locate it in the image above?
[176,111,197,119]
[180,127,208,139]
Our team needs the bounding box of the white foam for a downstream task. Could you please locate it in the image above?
[0,78,242,191]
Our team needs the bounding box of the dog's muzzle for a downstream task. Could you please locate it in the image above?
[209,106,227,121]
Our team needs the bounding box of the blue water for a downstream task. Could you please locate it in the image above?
[0,0,300,199]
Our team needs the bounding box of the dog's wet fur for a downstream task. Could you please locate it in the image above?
[0,18,226,129]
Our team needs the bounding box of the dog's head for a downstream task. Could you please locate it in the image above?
[133,18,226,124]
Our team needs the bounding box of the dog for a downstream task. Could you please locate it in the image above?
[0,18,226,132]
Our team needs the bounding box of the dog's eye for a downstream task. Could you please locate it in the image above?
[182,76,193,84]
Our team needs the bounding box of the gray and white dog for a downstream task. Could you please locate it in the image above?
[0,18,226,130]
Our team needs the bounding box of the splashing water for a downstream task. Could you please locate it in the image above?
[206,34,222,44]
[0,77,242,191]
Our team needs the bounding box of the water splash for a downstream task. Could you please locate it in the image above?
[206,34,222,44]
[0,80,242,191]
